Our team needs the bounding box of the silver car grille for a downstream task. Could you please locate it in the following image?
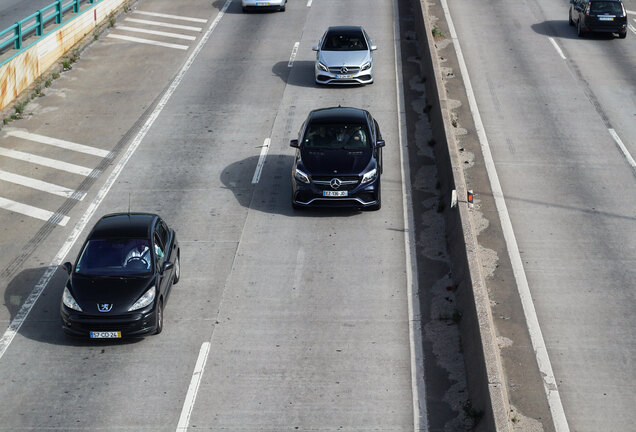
[328,66,361,73]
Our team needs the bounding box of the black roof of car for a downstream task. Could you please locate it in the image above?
[89,213,157,240]
[309,107,368,125]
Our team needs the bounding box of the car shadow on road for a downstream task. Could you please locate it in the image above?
[272,61,369,90]
[4,267,141,347]
[220,154,362,218]
[531,20,622,40]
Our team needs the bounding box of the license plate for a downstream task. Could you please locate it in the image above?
[90,331,121,339]
[323,190,348,197]
[598,16,614,21]
[336,74,353,79]
[256,2,270,5]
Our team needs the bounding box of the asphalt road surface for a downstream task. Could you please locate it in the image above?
[446,0,636,430]
[0,0,460,430]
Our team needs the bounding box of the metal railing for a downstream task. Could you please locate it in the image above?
[0,0,98,52]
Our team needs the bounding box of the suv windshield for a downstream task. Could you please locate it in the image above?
[303,123,370,150]
[322,31,368,51]
[590,1,623,14]
[76,238,152,276]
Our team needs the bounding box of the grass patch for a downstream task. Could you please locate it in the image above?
[432,27,445,40]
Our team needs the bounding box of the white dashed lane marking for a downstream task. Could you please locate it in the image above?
[124,18,202,32]
[0,147,95,176]
[6,130,111,158]
[0,197,70,226]
[107,34,189,50]
[133,10,208,23]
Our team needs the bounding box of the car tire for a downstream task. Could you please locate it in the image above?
[280,2,286,11]
[577,21,584,37]
[172,251,180,284]
[569,11,574,26]
[155,300,164,335]
[618,31,626,39]
[242,6,248,12]
[292,201,301,210]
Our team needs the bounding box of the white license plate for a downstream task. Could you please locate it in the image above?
[256,2,271,5]
[336,74,353,79]
[599,16,614,21]
[323,190,348,197]
[90,331,121,339]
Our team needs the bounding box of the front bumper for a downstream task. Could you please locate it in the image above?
[292,177,380,208]
[242,0,285,8]
[60,304,157,337]
[315,65,373,85]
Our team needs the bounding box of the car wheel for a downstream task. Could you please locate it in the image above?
[173,251,180,284]
[155,300,164,335]
[569,11,574,26]
[577,21,584,37]
[280,2,286,11]
[242,6,248,12]
[618,31,626,39]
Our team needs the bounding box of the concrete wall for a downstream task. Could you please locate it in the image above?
[0,0,127,111]
[409,0,512,430]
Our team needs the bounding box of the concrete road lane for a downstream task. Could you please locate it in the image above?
[445,0,636,429]
[0,0,430,431]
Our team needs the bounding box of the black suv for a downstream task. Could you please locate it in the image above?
[290,107,385,210]
[569,0,627,38]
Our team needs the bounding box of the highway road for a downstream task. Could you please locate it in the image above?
[0,0,470,430]
[445,0,636,430]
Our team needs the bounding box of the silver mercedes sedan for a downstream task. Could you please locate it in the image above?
[312,26,376,85]
[242,0,287,12]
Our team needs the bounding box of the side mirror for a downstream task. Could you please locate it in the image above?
[62,262,73,274]
[370,44,377,51]
[376,139,385,148]
[312,45,319,51]
[162,261,174,275]
[290,139,299,148]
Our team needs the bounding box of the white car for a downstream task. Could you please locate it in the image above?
[242,0,287,12]
[313,26,376,85]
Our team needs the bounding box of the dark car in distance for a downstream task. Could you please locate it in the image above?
[60,213,180,338]
[290,107,384,210]
[569,0,627,38]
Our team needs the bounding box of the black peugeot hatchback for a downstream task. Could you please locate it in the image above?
[60,213,180,338]
[569,0,628,38]
[290,106,385,210]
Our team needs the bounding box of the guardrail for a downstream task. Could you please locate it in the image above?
[0,0,97,52]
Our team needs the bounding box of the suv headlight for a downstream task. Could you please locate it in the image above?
[62,287,82,311]
[294,168,310,184]
[317,61,329,72]
[361,61,372,71]
[128,286,156,311]
[361,168,378,185]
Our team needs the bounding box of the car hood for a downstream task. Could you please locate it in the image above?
[69,273,155,314]
[300,148,372,175]
[319,50,371,67]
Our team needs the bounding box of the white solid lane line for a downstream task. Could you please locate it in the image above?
[133,10,208,23]
[0,0,232,364]
[176,342,211,432]
[288,42,299,67]
[0,197,69,226]
[608,129,636,174]
[0,169,85,199]
[124,18,202,32]
[107,34,189,50]
[549,37,566,60]
[251,138,271,184]
[5,130,111,158]
[307,0,313,6]
[439,0,571,430]
[116,26,197,41]
[0,147,94,176]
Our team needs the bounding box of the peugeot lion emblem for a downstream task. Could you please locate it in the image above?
[97,303,113,312]
[330,178,342,189]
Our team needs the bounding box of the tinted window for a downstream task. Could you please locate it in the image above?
[303,123,370,150]
[590,1,623,14]
[322,30,368,51]
[76,238,152,275]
